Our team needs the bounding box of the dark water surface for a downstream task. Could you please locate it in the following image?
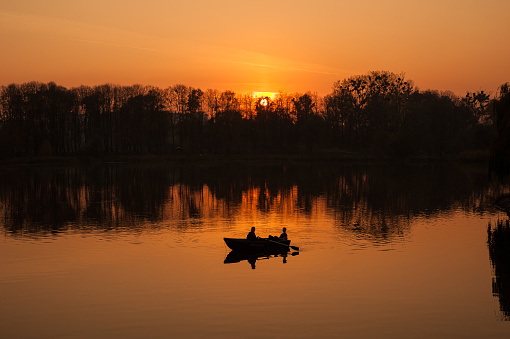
[1,163,510,338]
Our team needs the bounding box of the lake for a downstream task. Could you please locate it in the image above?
[1,162,509,338]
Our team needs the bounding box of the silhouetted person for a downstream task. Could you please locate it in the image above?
[269,227,288,241]
[279,227,288,241]
[247,226,257,240]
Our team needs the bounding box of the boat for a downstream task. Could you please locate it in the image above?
[223,237,291,251]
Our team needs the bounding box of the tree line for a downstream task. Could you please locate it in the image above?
[0,71,507,159]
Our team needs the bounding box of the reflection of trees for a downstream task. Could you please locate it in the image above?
[0,164,499,240]
[306,164,495,240]
[488,219,510,320]
[114,167,171,221]
[0,167,83,234]
[0,166,172,235]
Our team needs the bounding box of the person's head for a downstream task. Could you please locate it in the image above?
[282,227,287,233]
[251,226,255,232]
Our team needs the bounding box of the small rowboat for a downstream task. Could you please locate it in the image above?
[224,237,291,251]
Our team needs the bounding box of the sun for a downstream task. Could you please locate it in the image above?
[253,91,278,100]
[254,91,277,107]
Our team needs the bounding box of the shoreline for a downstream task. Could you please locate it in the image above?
[0,149,490,167]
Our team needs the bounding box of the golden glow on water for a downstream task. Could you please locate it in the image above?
[1,165,509,338]
[1,209,505,338]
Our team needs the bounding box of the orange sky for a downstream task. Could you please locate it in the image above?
[1,0,509,95]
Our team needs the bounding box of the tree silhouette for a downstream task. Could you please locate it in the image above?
[328,71,414,148]
[0,73,501,159]
[490,83,510,175]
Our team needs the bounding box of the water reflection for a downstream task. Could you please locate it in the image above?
[2,163,510,336]
[488,218,510,320]
[0,163,500,242]
[224,250,299,269]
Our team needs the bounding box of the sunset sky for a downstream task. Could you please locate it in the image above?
[1,0,509,95]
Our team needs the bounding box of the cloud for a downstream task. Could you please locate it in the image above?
[0,10,159,53]
[223,52,357,78]
[68,38,159,52]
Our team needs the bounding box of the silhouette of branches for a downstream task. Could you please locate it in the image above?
[0,72,500,158]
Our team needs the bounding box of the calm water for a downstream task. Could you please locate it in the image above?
[1,163,510,338]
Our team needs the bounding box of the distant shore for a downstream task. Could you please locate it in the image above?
[0,149,490,167]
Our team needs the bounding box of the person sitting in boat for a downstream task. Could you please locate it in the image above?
[247,226,257,240]
[279,227,288,241]
[269,227,288,241]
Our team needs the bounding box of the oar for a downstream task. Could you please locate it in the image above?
[267,238,300,251]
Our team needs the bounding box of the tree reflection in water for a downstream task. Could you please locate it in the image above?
[0,163,500,241]
[488,218,510,320]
